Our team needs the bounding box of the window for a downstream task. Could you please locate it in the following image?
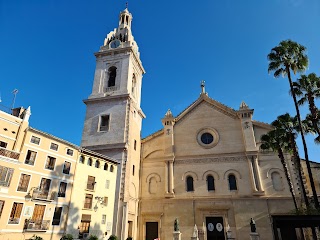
[110,165,114,172]
[108,66,117,87]
[84,194,93,209]
[0,165,14,187]
[88,158,92,166]
[95,160,100,168]
[271,172,284,191]
[207,175,215,191]
[79,214,91,234]
[99,115,110,132]
[104,163,108,171]
[134,140,137,150]
[0,200,4,218]
[102,214,106,224]
[17,174,31,192]
[79,155,85,164]
[86,176,95,190]
[186,176,194,192]
[66,149,74,156]
[102,197,108,206]
[58,182,67,197]
[0,141,7,148]
[25,150,37,165]
[63,161,71,174]
[228,174,237,190]
[8,202,23,224]
[50,143,58,151]
[105,180,110,189]
[132,165,135,176]
[45,156,56,170]
[131,74,137,97]
[52,207,63,225]
[30,136,40,145]
[39,178,51,198]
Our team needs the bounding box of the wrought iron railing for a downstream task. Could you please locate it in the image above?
[0,147,20,160]
[32,190,56,201]
[24,219,50,231]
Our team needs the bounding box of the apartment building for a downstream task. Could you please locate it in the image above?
[0,107,118,240]
[66,148,118,240]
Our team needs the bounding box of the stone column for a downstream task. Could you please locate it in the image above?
[252,156,263,192]
[173,231,182,240]
[250,232,260,240]
[168,160,174,194]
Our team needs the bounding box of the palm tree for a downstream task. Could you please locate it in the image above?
[293,73,320,143]
[261,130,298,210]
[271,113,309,208]
[267,40,319,209]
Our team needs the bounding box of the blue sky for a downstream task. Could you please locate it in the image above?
[0,0,319,161]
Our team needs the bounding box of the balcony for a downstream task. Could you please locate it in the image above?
[0,147,20,160]
[24,219,50,231]
[32,190,56,202]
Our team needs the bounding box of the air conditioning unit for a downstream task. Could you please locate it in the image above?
[83,233,89,239]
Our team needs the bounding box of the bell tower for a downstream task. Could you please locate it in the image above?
[81,7,145,240]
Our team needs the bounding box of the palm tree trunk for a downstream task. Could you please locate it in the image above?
[277,147,298,210]
[287,68,320,209]
[289,133,309,207]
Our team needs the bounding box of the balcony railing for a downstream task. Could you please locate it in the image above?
[24,219,50,231]
[32,190,56,202]
[0,147,20,160]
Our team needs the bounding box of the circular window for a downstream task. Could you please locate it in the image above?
[201,132,214,144]
[197,128,219,148]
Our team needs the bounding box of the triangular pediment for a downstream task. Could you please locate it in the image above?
[175,94,239,124]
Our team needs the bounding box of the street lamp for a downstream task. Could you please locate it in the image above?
[93,196,104,212]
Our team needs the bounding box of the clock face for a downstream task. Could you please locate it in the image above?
[110,40,121,49]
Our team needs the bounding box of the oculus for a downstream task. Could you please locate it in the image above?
[197,128,219,148]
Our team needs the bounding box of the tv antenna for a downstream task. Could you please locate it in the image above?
[11,89,18,110]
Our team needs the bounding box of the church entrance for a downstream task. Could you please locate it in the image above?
[145,222,158,240]
[206,217,225,240]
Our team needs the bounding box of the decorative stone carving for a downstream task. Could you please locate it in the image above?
[175,156,247,165]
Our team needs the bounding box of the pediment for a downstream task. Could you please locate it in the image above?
[175,94,239,125]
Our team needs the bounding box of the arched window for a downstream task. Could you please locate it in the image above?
[271,172,283,191]
[79,156,85,164]
[95,160,100,168]
[108,67,117,87]
[207,175,215,191]
[132,74,137,97]
[104,163,108,171]
[228,174,237,190]
[110,165,114,172]
[88,158,92,166]
[186,176,194,192]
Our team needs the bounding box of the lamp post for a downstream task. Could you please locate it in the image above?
[93,196,104,212]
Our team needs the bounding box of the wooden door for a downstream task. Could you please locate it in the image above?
[206,217,225,240]
[146,222,158,240]
[32,204,45,222]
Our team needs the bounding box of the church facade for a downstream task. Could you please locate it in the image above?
[81,7,311,240]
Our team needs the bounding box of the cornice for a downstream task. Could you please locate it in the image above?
[83,93,130,104]
[175,156,247,165]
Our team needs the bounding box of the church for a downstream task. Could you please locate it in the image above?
[80,6,311,240]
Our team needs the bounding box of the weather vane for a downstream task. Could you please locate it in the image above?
[126,2,128,9]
